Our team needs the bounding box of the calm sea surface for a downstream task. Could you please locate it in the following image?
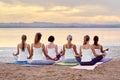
[0,28,120,62]
[0,28,120,47]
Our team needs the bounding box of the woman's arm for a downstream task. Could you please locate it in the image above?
[100,46,109,53]
[91,46,105,57]
[73,45,79,57]
[45,45,48,55]
[42,44,54,60]
[79,46,82,56]
[27,44,31,59]
[13,44,19,56]
[60,45,65,56]
[55,45,59,55]
[28,44,33,59]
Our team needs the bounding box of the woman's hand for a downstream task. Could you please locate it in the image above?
[27,56,31,59]
[105,48,109,51]
[75,54,82,57]
[53,57,58,61]
[102,53,106,56]
[13,53,16,56]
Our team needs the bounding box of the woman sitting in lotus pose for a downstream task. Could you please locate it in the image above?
[28,32,55,65]
[13,34,30,64]
[61,35,80,63]
[91,36,109,59]
[46,35,61,61]
[77,35,105,65]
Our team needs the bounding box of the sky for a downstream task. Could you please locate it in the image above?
[0,0,120,23]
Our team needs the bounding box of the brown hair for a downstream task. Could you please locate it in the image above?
[21,35,27,51]
[34,33,42,44]
[93,36,99,46]
[83,35,90,45]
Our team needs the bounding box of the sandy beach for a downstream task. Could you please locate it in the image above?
[0,60,119,80]
[0,0,120,79]
[0,46,120,80]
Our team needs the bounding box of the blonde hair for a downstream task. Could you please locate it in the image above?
[67,35,72,41]
[83,35,90,45]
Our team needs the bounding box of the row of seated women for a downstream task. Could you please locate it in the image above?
[13,32,109,65]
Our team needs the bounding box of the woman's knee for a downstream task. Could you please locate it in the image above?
[75,57,81,63]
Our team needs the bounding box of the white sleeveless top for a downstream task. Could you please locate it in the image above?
[81,48,92,62]
[17,48,28,61]
[32,47,45,60]
[92,49,102,58]
[64,48,75,59]
[47,48,56,58]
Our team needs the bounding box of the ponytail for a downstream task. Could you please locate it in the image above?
[21,35,27,51]
[93,36,99,46]
[83,35,90,45]
[22,41,25,51]
[94,41,98,46]
[34,33,42,44]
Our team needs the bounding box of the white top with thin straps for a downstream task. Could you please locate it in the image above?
[32,47,45,60]
[81,48,92,62]
[92,49,103,58]
[17,48,28,61]
[64,48,75,59]
[47,48,56,58]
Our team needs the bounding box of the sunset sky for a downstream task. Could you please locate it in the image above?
[0,0,120,23]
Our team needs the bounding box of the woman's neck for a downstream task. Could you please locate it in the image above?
[67,41,71,44]
[66,42,72,48]
[49,42,54,44]
[21,41,26,44]
[84,42,89,45]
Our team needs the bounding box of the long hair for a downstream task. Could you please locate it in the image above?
[21,35,27,51]
[93,36,99,46]
[83,35,90,45]
[34,33,42,44]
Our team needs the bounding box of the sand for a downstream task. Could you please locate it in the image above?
[0,60,120,80]
[0,46,120,80]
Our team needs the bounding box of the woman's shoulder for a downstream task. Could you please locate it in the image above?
[72,44,76,48]
[40,43,45,47]
[17,43,24,47]
[53,43,57,46]
[54,44,58,48]
[63,44,67,47]
[17,43,21,46]
[26,43,30,47]
[91,44,102,49]
[72,43,76,46]
[99,44,103,48]
[17,43,21,48]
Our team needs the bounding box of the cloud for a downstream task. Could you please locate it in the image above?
[0,1,120,23]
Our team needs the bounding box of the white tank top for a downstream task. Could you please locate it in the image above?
[81,48,92,62]
[32,47,45,60]
[64,48,75,59]
[92,49,102,58]
[47,48,56,58]
[17,48,28,61]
